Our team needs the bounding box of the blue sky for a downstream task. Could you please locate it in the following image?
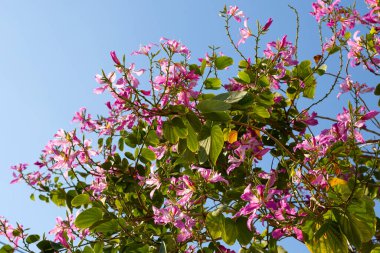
[0,0,377,252]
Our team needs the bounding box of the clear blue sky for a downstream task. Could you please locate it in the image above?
[0,0,376,252]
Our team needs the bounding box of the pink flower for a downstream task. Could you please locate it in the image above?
[262,18,273,31]
[272,228,284,239]
[227,6,245,22]
[152,202,195,242]
[148,146,167,160]
[94,72,116,94]
[0,218,25,248]
[49,216,77,248]
[10,163,28,184]
[191,165,229,184]
[72,107,97,132]
[160,37,190,58]
[218,245,236,253]
[347,31,362,67]
[310,0,341,22]
[337,75,374,98]
[238,19,252,46]
[131,43,157,56]
[89,167,108,197]
[138,172,162,199]
[361,110,380,120]
[110,51,121,65]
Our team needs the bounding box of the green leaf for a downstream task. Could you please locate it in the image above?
[198,146,208,164]
[118,137,124,151]
[163,117,188,144]
[146,130,159,146]
[186,111,202,132]
[125,134,137,148]
[238,59,249,68]
[222,218,237,245]
[238,71,251,83]
[303,79,317,99]
[159,241,167,253]
[258,76,270,87]
[209,125,224,165]
[50,189,66,207]
[236,217,253,245]
[257,92,275,106]
[197,100,231,113]
[163,122,178,143]
[26,234,40,244]
[327,45,340,55]
[200,125,224,165]
[316,64,328,76]
[335,196,376,247]
[71,194,90,207]
[140,148,156,161]
[184,120,199,152]
[174,148,196,165]
[214,91,248,104]
[205,212,225,239]
[189,64,201,75]
[94,242,104,253]
[36,240,63,253]
[293,60,317,99]
[200,59,207,75]
[204,78,222,90]
[253,106,270,118]
[375,83,380,96]
[93,219,119,233]
[75,207,103,229]
[203,112,231,122]
[0,244,13,253]
[303,220,348,253]
[83,246,94,253]
[215,56,233,70]
[172,117,188,138]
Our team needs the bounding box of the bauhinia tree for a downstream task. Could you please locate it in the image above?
[2,1,380,252]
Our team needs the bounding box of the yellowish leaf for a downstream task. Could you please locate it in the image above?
[228,130,238,144]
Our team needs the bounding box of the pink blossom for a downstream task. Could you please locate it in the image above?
[238,19,252,46]
[152,203,195,242]
[160,37,190,58]
[361,110,380,120]
[141,89,151,96]
[337,75,374,98]
[148,146,166,160]
[72,107,97,132]
[138,172,162,199]
[218,245,236,253]
[110,51,121,65]
[191,165,229,184]
[227,6,245,22]
[131,43,157,56]
[89,167,108,197]
[94,72,116,94]
[293,227,304,241]
[0,218,25,248]
[347,31,362,67]
[365,0,378,8]
[262,18,273,31]
[10,163,28,184]
[170,175,196,206]
[49,216,77,248]
[310,0,341,22]
[272,228,284,239]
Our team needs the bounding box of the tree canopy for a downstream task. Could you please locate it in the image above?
[1,1,380,252]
